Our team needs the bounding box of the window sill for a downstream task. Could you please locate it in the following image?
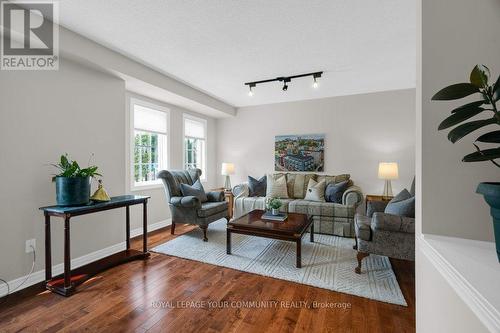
[130,183,163,192]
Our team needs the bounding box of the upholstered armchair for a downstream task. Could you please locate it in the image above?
[354,188,415,274]
[157,169,228,241]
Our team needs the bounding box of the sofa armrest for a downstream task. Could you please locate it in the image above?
[170,196,201,209]
[232,182,249,199]
[342,185,363,207]
[206,191,224,202]
[372,212,415,234]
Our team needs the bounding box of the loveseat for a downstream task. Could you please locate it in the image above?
[232,173,363,237]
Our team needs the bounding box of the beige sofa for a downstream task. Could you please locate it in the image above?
[232,173,363,237]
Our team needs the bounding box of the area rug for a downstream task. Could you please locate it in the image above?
[152,219,407,306]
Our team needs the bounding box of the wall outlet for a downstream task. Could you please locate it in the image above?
[25,239,36,253]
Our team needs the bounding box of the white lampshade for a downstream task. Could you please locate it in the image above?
[221,163,235,176]
[378,162,399,180]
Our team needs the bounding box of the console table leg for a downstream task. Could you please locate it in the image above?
[126,206,130,250]
[45,214,52,281]
[142,202,148,253]
[296,240,302,268]
[64,216,71,290]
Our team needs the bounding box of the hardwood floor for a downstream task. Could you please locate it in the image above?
[0,224,415,332]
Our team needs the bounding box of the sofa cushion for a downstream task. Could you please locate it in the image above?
[288,200,354,218]
[304,179,326,202]
[317,174,350,185]
[355,213,372,241]
[266,174,289,198]
[325,180,349,203]
[197,201,228,218]
[248,175,267,197]
[180,179,207,203]
[285,173,316,199]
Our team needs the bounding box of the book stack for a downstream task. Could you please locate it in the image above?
[261,211,288,222]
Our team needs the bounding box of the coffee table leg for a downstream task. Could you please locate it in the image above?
[226,229,231,254]
[296,240,301,268]
[310,222,314,243]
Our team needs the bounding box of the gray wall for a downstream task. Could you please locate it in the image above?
[0,58,217,282]
[217,89,416,198]
[422,0,500,241]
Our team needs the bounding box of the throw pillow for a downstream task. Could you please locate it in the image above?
[248,175,267,197]
[324,180,349,203]
[384,196,415,218]
[304,178,326,202]
[384,189,414,217]
[266,174,289,199]
[180,179,208,203]
[286,173,317,199]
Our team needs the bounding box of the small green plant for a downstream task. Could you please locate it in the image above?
[51,154,102,181]
[432,65,500,168]
[266,197,282,210]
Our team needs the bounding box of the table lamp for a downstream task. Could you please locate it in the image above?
[221,162,235,191]
[378,162,398,199]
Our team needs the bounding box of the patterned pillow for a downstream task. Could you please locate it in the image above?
[286,173,317,199]
[317,174,350,185]
[324,180,349,203]
[248,175,267,197]
[266,174,289,199]
[304,179,326,202]
[180,179,207,202]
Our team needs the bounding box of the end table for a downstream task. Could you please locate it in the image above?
[365,194,393,214]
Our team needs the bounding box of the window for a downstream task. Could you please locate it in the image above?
[130,99,169,190]
[183,114,207,180]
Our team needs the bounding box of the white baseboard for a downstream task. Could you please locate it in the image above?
[0,219,171,297]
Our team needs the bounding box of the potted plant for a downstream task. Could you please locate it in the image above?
[51,154,102,206]
[432,65,500,261]
[266,197,282,216]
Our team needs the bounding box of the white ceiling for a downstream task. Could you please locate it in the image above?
[56,0,416,108]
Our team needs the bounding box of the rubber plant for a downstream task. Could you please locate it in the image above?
[432,65,500,261]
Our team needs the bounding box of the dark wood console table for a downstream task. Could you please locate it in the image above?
[39,195,150,296]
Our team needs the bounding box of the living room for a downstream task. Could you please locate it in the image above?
[1,1,499,332]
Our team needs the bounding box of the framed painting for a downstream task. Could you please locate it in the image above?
[274,134,324,172]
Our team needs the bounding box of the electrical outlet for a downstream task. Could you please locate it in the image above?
[25,239,36,253]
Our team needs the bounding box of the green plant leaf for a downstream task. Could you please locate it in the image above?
[477,130,500,143]
[447,118,497,143]
[493,75,500,101]
[432,83,480,100]
[438,105,484,130]
[463,147,500,162]
[451,100,485,113]
[470,65,490,88]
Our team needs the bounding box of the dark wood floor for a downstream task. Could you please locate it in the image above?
[0,225,415,333]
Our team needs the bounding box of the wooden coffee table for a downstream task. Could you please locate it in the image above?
[226,209,314,268]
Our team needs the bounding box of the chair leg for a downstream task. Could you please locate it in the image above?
[355,252,369,274]
[170,222,175,235]
[200,225,208,242]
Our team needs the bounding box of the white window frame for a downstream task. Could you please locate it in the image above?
[183,113,207,182]
[129,97,170,191]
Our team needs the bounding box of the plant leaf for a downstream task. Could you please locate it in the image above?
[493,75,500,101]
[438,105,484,130]
[451,100,485,113]
[432,83,480,100]
[447,118,497,143]
[463,147,500,162]
[477,130,500,143]
[470,65,490,88]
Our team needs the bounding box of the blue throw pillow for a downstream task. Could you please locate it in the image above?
[180,179,207,203]
[325,180,349,203]
[248,175,267,197]
[384,189,414,217]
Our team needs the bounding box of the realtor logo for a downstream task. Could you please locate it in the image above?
[1,1,59,70]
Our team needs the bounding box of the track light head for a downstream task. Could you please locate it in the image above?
[248,84,255,96]
[282,83,288,91]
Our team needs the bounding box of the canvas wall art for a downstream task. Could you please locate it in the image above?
[275,134,325,172]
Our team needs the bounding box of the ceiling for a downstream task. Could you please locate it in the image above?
[56,0,416,108]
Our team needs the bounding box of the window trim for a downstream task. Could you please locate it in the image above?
[182,113,207,182]
[129,97,170,191]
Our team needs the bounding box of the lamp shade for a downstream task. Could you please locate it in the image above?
[378,162,399,180]
[221,163,235,176]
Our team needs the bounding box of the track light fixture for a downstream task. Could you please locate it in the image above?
[244,71,323,95]
[248,83,255,96]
